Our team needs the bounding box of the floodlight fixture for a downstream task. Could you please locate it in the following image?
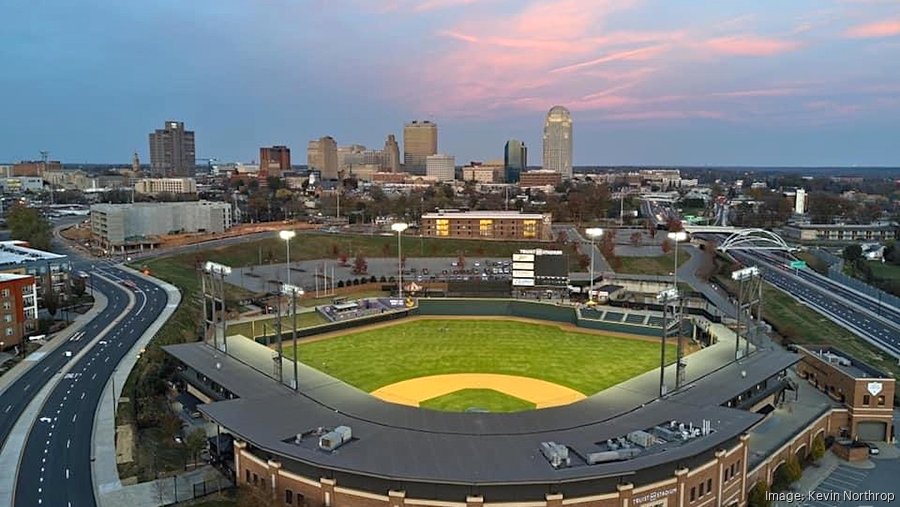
[731,266,760,281]
[204,261,232,275]
[282,283,304,296]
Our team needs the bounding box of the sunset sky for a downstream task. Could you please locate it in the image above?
[2,0,899,165]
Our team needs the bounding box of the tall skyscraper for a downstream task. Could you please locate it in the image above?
[132,152,142,174]
[542,106,573,179]
[426,154,456,182]
[383,134,401,172]
[403,120,438,175]
[307,136,339,180]
[504,139,527,183]
[149,121,196,177]
[259,145,291,182]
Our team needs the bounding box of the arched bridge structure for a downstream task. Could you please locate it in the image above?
[717,228,795,252]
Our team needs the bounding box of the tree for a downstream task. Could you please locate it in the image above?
[843,244,862,263]
[186,428,207,468]
[810,434,826,462]
[352,253,368,275]
[661,239,673,254]
[774,455,802,491]
[7,204,53,251]
[43,274,59,317]
[629,232,642,247]
[748,481,772,507]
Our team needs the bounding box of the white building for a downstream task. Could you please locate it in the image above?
[134,178,197,195]
[90,201,233,253]
[795,188,807,215]
[0,177,44,193]
[426,154,456,182]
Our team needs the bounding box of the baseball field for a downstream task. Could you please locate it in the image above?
[285,318,674,413]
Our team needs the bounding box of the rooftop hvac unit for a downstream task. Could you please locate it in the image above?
[540,442,571,469]
[318,426,352,452]
[627,430,657,448]
[586,447,642,464]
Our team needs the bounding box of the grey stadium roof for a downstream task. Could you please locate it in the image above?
[165,341,799,485]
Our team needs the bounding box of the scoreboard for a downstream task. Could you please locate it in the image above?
[511,249,569,287]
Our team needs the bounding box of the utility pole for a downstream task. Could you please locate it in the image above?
[41,151,52,205]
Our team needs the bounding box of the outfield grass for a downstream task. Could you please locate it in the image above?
[287,319,673,395]
[226,312,327,338]
[615,249,689,276]
[420,389,536,412]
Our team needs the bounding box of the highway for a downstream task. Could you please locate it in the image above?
[731,250,900,358]
[0,276,128,453]
[2,260,168,507]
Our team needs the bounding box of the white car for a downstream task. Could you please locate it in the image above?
[39,417,52,423]
[64,351,72,358]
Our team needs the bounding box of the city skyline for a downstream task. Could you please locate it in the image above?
[2,0,899,166]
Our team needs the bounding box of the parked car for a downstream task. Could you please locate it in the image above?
[864,442,880,455]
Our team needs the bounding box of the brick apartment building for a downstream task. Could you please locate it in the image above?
[420,210,553,241]
[0,273,38,351]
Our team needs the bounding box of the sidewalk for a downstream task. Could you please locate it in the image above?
[0,289,109,393]
[99,465,229,506]
[773,452,841,506]
[92,264,212,507]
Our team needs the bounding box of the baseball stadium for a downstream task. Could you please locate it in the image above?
[163,285,895,507]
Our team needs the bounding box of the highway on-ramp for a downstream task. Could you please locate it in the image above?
[12,267,169,507]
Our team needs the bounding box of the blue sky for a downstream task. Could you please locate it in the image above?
[1,0,899,166]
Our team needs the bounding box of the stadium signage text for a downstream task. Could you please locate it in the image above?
[518,249,563,256]
[632,487,676,505]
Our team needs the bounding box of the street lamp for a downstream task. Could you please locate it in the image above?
[391,222,408,299]
[279,230,296,286]
[585,228,604,303]
[667,231,688,290]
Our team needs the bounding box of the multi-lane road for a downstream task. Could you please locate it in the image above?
[732,249,900,358]
[12,266,167,507]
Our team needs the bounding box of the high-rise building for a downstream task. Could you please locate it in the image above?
[307,137,339,180]
[337,144,367,174]
[259,145,292,181]
[149,121,196,177]
[426,154,455,182]
[795,188,807,215]
[383,134,401,172]
[403,120,438,175]
[132,152,142,174]
[504,139,527,183]
[542,106,573,179]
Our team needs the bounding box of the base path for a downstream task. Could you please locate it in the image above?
[370,373,586,409]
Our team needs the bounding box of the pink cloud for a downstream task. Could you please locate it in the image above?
[703,36,802,56]
[599,110,727,121]
[844,20,900,38]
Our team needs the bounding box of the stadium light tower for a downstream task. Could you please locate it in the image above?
[667,231,688,290]
[282,283,304,390]
[656,287,679,397]
[391,222,408,299]
[585,228,603,303]
[279,230,296,286]
[203,261,232,353]
[731,266,761,360]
